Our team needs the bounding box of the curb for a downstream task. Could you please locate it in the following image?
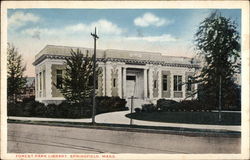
[8,119,241,138]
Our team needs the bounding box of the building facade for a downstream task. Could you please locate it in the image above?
[33,45,199,105]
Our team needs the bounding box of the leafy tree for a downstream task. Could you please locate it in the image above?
[194,11,240,109]
[58,49,100,104]
[7,43,27,103]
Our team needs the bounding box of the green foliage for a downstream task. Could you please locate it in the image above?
[134,107,141,113]
[141,104,157,113]
[58,49,100,104]
[156,99,178,111]
[7,43,27,103]
[7,96,128,118]
[194,11,241,108]
[96,96,128,114]
[156,99,215,112]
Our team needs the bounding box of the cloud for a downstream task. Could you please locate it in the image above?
[126,34,177,42]
[22,19,124,38]
[8,11,40,28]
[65,19,124,35]
[134,12,172,27]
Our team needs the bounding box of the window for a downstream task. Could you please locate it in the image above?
[56,70,63,89]
[113,78,116,87]
[162,75,168,91]
[126,76,136,81]
[154,80,157,89]
[174,75,182,91]
[187,76,192,91]
[96,78,98,89]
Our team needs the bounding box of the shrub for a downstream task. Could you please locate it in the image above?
[141,103,156,112]
[22,96,35,103]
[157,99,179,111]
[7,96,127,118]
[7,102,23,116]
[96,96,127,114]
[134,107,141,113]
[24,100,45,117]
[179,100,201,111]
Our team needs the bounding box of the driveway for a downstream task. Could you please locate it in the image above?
[9,110,241,132]
[95,110,241,132]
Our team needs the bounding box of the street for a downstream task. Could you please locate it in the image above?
[8,123,240,154]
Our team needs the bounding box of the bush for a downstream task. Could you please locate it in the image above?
[96,96,127,114]
[157,99,179,111]
[141,103,157,112]
[7,96,127,118]
[24,100,45,117]
[156,99,214,112]
[134,107,141,113]
[7,102,23,116]
[22,96,35,103]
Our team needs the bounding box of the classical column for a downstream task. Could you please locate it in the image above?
[40,70,43,97]
[118,66,122,98]
[122,67,127,98]
[102,66,106,96]
[182,73,186,99]
[35,71,39,98]
[194,82,198,99]
[46,62,52,99]
[148,68,153,99]
[144,69,148,99]
[170,72,174,99]
[158,66,162,99]
[105,63,112,97]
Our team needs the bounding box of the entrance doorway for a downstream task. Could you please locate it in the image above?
[126,75,136,98]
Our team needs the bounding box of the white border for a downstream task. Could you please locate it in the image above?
[1,1,249,160]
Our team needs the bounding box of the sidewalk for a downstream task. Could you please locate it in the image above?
[8,110,241,132]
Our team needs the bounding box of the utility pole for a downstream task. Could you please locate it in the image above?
[218,75,222,122]
[91,27,99,124]
[130,96,134,125]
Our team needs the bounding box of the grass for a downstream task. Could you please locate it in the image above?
[126,111,241,125]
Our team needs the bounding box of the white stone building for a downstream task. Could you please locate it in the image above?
[33,45,199,105]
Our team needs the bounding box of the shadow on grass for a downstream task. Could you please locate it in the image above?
[125,111,241,125]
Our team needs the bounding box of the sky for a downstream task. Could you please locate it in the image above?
[7,9,241,77]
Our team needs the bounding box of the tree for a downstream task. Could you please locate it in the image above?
[7,43,27,103]
[194,11,240,109]
[58,49,100,104]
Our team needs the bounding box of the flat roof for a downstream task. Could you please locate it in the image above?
[34,45,199,67]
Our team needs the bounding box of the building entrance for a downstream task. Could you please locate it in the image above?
[126,68,144,99]
[126,76,136,98]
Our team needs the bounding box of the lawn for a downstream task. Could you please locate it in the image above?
[125,111,241,125]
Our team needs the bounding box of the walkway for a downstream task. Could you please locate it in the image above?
[8,110,241,132]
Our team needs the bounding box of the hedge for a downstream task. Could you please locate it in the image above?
[156,99,213,112]
[8,96,127,118]
[141,104,157,112]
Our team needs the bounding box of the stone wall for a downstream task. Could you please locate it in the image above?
[153,69,159,98]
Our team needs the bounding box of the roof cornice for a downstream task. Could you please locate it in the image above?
[33,54,199,69]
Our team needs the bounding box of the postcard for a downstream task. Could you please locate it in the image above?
[1,1,249,160]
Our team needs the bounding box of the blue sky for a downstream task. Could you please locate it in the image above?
[7,9,241,76]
